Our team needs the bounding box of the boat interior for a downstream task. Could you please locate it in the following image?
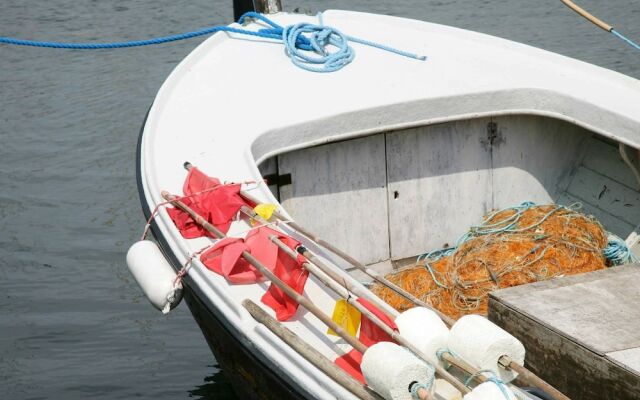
[257,114,640,273]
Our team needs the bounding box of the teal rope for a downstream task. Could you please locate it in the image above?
[417,201,543,272]
[436,347,459,369]
[604,234,638,265]
[0,12,426,73]
[418,201,636,278]
[409,363,436,400]
[611,30,640,51]
[464,370,512,399]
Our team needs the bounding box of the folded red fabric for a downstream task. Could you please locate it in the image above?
[167,167,248,237]
[199,225,308,320]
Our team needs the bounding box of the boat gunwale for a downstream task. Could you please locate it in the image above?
[251,87,640,168]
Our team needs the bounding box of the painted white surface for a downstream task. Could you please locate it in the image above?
[386,120,492,258]
[492,115,589,207]
[361,342,435,400]
[448,314,525,383]
[278,135,390,265]
[138,10,640,399]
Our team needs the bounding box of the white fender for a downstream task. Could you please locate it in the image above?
[126,240,183,313]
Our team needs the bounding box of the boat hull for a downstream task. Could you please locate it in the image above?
[136,111,312,400]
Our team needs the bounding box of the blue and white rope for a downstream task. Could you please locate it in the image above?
[0,12,426,72]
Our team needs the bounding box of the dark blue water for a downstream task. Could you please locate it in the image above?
[1,1,638,399]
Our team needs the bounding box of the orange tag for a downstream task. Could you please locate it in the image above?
[327,299,361,337]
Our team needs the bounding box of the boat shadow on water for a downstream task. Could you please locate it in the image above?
[189,366,236,400]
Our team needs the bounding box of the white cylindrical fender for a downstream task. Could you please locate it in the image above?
[361,341,435,400]
[395,307,449,366]
[448,315,525,382]
[126,240,183,313]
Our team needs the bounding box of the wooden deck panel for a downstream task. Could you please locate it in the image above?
[488,265,640,400]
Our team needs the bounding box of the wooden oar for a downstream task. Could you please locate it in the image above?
[499,356,570,400]
[239,204,472,394]
[242,299,383,400]
[265,228,570,399]
[239,189,455,326]
[559,0,640,51]
[239,205,398,320]
[162,190,365,352]
[182,161,448,322]
[240,195,569,400]
[180,163,566,398]
[266,232,469,395]
[559,0,611,31]
[161,191,434,400]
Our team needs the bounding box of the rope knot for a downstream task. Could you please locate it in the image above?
[239,11,424,72]
[281,22,354,72]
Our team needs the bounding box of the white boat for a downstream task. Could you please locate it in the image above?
[130,6,640,400]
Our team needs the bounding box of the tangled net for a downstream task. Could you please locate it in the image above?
[372,203,611,320]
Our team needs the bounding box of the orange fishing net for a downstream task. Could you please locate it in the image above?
[372,203,608,320]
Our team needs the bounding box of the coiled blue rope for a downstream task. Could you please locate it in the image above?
[0,11,426,72]
[604,234,638,265]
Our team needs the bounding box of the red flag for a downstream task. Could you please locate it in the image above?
[256,227,309,321]
[198,226,309,321]
[334,298,397,383]
[200,238,263,284]
[167,167,249,237]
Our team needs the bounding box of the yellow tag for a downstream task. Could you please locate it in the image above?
[251,203,278,226]
[327,299,361,337]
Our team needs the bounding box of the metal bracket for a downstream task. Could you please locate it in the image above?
[263,173,292,187]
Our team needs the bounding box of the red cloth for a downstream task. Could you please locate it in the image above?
[199,226,309,321]
[167,167,248,238]
[256,227,309,321]
[199,238,259,284]
[334,298,398,383]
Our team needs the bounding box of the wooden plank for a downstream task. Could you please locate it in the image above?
[490,265,640,354]
[566,166,640,226]
[582,137,639,191]
[607,347,640,375]
[385,119,492,260]
[278,135,390,265]
[489,296,640,400]
[492,115,589,207]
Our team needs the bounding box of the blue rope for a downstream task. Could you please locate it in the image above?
[485,377,513,400]
[611,30,640,51]
[409,362,436,400]
[603,234,638,265]
[436,347,460,368]
[418,201,636,279]
[417,201,543,274]
[463,370,512,399]
[0,11,426,72]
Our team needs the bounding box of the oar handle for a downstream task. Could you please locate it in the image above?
[560,0,612,32]
[243,299,383,400]
[249,210,470,394]
[500,356,571,400]
[239,190,456,326]
[178,164,564,398]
